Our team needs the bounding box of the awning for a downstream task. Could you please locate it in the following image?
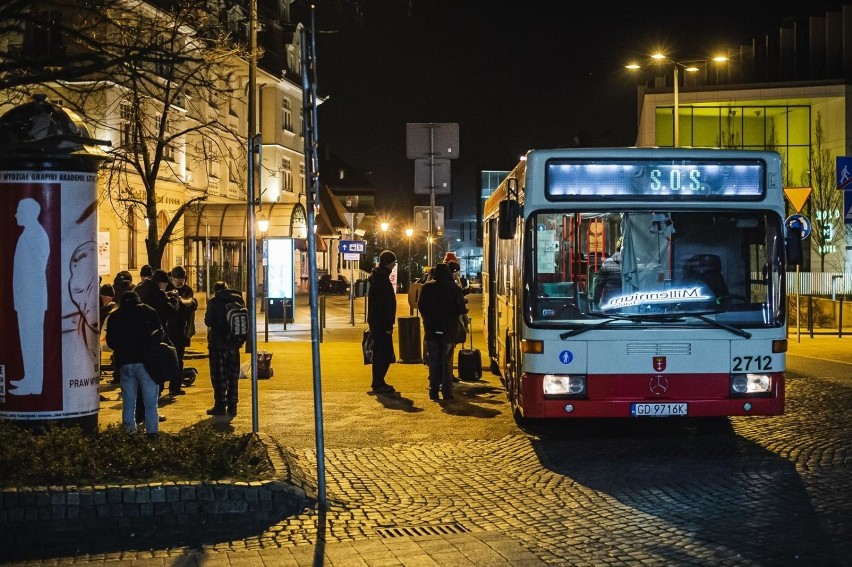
[183,185,349,240]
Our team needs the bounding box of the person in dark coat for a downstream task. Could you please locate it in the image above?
[204,281,245,417]
[367,250,397,394]
[112,270,134,302]
[135,269,178,326]
[105,291,164,434]
[165,266,198,396]
[417,262,468,400]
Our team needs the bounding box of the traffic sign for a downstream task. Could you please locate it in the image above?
[837,156,852,190]
[785,214,811,239]
[845,190,852,223]
[338,240,367,253]
[784,187,812,213]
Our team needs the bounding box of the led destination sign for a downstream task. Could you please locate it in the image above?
[546,159,764,199]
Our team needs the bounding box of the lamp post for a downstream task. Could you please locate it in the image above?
[405,227,413,288]
[625,52,728,148]
[257,213,269,342]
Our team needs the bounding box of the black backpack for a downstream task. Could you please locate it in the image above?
[223,300,249,346]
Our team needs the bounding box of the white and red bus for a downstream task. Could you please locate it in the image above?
[482,148,802,422]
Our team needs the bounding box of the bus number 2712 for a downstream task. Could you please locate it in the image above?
[732,355,773,371]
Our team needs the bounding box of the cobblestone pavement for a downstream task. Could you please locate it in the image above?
[8,295,851,566]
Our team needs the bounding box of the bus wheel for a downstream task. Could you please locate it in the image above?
[510,390,529,426]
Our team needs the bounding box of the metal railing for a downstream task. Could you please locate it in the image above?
[786,271,852,299]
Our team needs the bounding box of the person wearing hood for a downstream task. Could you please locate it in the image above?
[104,291,164,434]
[204,281,245,417]
[367,250,397,394]
[418,262,468,400]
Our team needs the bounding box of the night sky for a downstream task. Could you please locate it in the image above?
[301,1,844,215]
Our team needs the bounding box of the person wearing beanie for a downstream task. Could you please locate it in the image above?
[113,270,134,302]
[136,269,176,326]
[133,267,179,408]
[105,291,165,434]
[442,251,463,288]
[165,265,198,396]
[367,250,398,394]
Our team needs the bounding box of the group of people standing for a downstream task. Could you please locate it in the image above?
[101,266,245,435]
[367,250,468,402]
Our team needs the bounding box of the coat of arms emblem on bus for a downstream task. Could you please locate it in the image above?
[653,356,667,372]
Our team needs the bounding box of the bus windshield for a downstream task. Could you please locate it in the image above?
[526,210,784,328]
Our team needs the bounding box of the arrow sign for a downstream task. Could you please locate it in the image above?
[784,187,812,214]
[785,214,811,239]
[338,240,367,253]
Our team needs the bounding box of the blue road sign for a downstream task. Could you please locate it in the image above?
[338,240,367,253]
[845,190,852,223]
[785,214,811,239]
[837,156,852,190]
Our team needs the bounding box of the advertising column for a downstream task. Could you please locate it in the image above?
[0,95,109,431]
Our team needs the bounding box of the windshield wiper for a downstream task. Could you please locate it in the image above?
[559,311,751,339]
[682,313,752,339]
[559,314,632,339]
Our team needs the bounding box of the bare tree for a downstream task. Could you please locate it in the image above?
[802,112,844,271]
[2,0,253,269]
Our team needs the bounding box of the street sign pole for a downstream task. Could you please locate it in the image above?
[348,215,355,326]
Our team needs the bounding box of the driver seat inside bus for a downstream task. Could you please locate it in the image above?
[683,253,730,300]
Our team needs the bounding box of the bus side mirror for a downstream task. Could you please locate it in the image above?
[498,199,519,239]
[785,228,803,266]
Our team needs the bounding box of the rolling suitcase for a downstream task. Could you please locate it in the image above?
[457,318,482,381]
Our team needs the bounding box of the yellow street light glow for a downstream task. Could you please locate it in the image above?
[626,51,732,147]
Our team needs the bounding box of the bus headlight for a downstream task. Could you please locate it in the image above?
[543,374,586,397]
[730,373,771,395]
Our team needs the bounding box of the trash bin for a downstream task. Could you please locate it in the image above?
[397,316,422,363]
[355,279,369,298]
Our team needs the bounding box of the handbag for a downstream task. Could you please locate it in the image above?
[143,337,180,385]
[362,329,374,365]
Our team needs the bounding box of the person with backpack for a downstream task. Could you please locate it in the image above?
[204,281,247,418]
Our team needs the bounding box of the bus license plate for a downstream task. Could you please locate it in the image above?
[631,403,687,417]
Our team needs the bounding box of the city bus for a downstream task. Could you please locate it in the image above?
[481,148,802,422]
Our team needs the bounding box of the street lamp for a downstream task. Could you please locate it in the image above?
[380,221,389,248]
[625,52,728,148]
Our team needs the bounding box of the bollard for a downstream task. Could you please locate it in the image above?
[0,95,110,432]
